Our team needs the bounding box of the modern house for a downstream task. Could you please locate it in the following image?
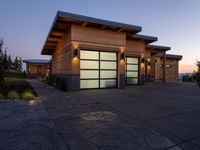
[41,11,182,90]
[23,59,50,77]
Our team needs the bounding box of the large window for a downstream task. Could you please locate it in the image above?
[80,50,117,89]
[126,57,139,85]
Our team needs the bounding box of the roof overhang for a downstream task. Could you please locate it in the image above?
[41,11,142,55]
[23,59,50,65]
[130,34,158,45]
[155,54,183,60]
[145,45,171,55]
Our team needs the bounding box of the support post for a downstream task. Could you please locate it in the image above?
[163,51,166,82]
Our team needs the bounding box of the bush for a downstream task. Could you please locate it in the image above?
[0,93,5,99]
[21,91,36,100]
[5,70,23,78]
[7,90,20,99]
[182,74,193,82]
[46,75,66,91]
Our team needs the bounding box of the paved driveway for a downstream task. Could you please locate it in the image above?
[30,80,200,150]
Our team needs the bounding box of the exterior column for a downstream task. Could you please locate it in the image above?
[118,51,125,88]
[163,51,166,82]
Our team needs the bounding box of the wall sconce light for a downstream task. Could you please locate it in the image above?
[73,48,78,57]
[120,52,125,61]
[141,58,145,64]
[148,61,151,66]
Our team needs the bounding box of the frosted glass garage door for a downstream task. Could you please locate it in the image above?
[80,50,117,89]
[126,57,139,85]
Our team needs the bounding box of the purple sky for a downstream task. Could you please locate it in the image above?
[0,0,200,72]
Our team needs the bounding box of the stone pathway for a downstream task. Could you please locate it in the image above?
[0,99,68,150]
[30,80,182,150]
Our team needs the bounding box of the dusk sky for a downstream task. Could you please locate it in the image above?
[0,0,199,73]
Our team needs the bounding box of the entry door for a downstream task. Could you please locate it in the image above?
[125,57,139,85]
[80,50,117,89]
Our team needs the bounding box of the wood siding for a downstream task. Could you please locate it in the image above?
[71,24,126,47]
[51,28,72,75]
[155,57,179,81]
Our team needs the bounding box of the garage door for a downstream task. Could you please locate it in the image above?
[125,57,139,85]
[80,50,117,89]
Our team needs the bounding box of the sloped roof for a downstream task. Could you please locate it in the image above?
[23,59,50,65]
[155,54,183,60]
[41,11,142,55]
[131,34,158,45]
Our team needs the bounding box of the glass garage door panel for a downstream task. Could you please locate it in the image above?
[80,50,99,59]
[80,60,99,69]
[100,70,116,78]
[126,57,139,64]
[80,70,99,79]
[126,64,138,71]
[80,80,99,89]
[80,50,117,89]
[100,79,116,88]
[126,78,138,84]
[126,71,138,78]
[100,52,117,60]
[100,61,116,69]
[126,57,139,85]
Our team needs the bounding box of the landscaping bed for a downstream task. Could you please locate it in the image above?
[0,78,37,100]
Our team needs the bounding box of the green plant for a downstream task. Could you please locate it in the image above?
[21,91,36,100]
[0,93,5,99]
[7,90,20,99]
[196,60,200,87]
[46,75,66,90]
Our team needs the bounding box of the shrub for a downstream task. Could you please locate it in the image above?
[196,60,200,87]
[0,93,5,99]
[21,91,36,100]
[5,70,23,78]
[46,75,66,91]
[7,90,20,99]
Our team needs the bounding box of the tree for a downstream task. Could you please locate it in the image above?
[19,57,22,72]
[196,60,200,87]
[0,38,5,91]
[8,54,12,69]
[13,56,19,71]
[2,49,8,70]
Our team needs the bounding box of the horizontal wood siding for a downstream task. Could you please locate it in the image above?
[159,58,179,81]
[51,28,72,75]
[126,40,145,55]
[71,24,126,47]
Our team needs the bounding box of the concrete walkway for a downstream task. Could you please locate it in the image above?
[30,80,188,150]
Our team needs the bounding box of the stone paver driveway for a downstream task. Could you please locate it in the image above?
[0,99,68,150]
[31,80,200,150]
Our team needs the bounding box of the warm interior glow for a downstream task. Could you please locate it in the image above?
[120,47,125,53]
[72,56,79,64]
[73,42,79,49]
[140,63,145,69]
[120,59,125,65]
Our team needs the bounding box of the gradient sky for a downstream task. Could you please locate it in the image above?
[0,0,199,73]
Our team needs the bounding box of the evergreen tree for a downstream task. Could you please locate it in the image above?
[2,49,8,70]
[19,57,22,72]
[196,60,200,87]
[8,54,12,70]
[0,38,5,90]
[14,56,19,71]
